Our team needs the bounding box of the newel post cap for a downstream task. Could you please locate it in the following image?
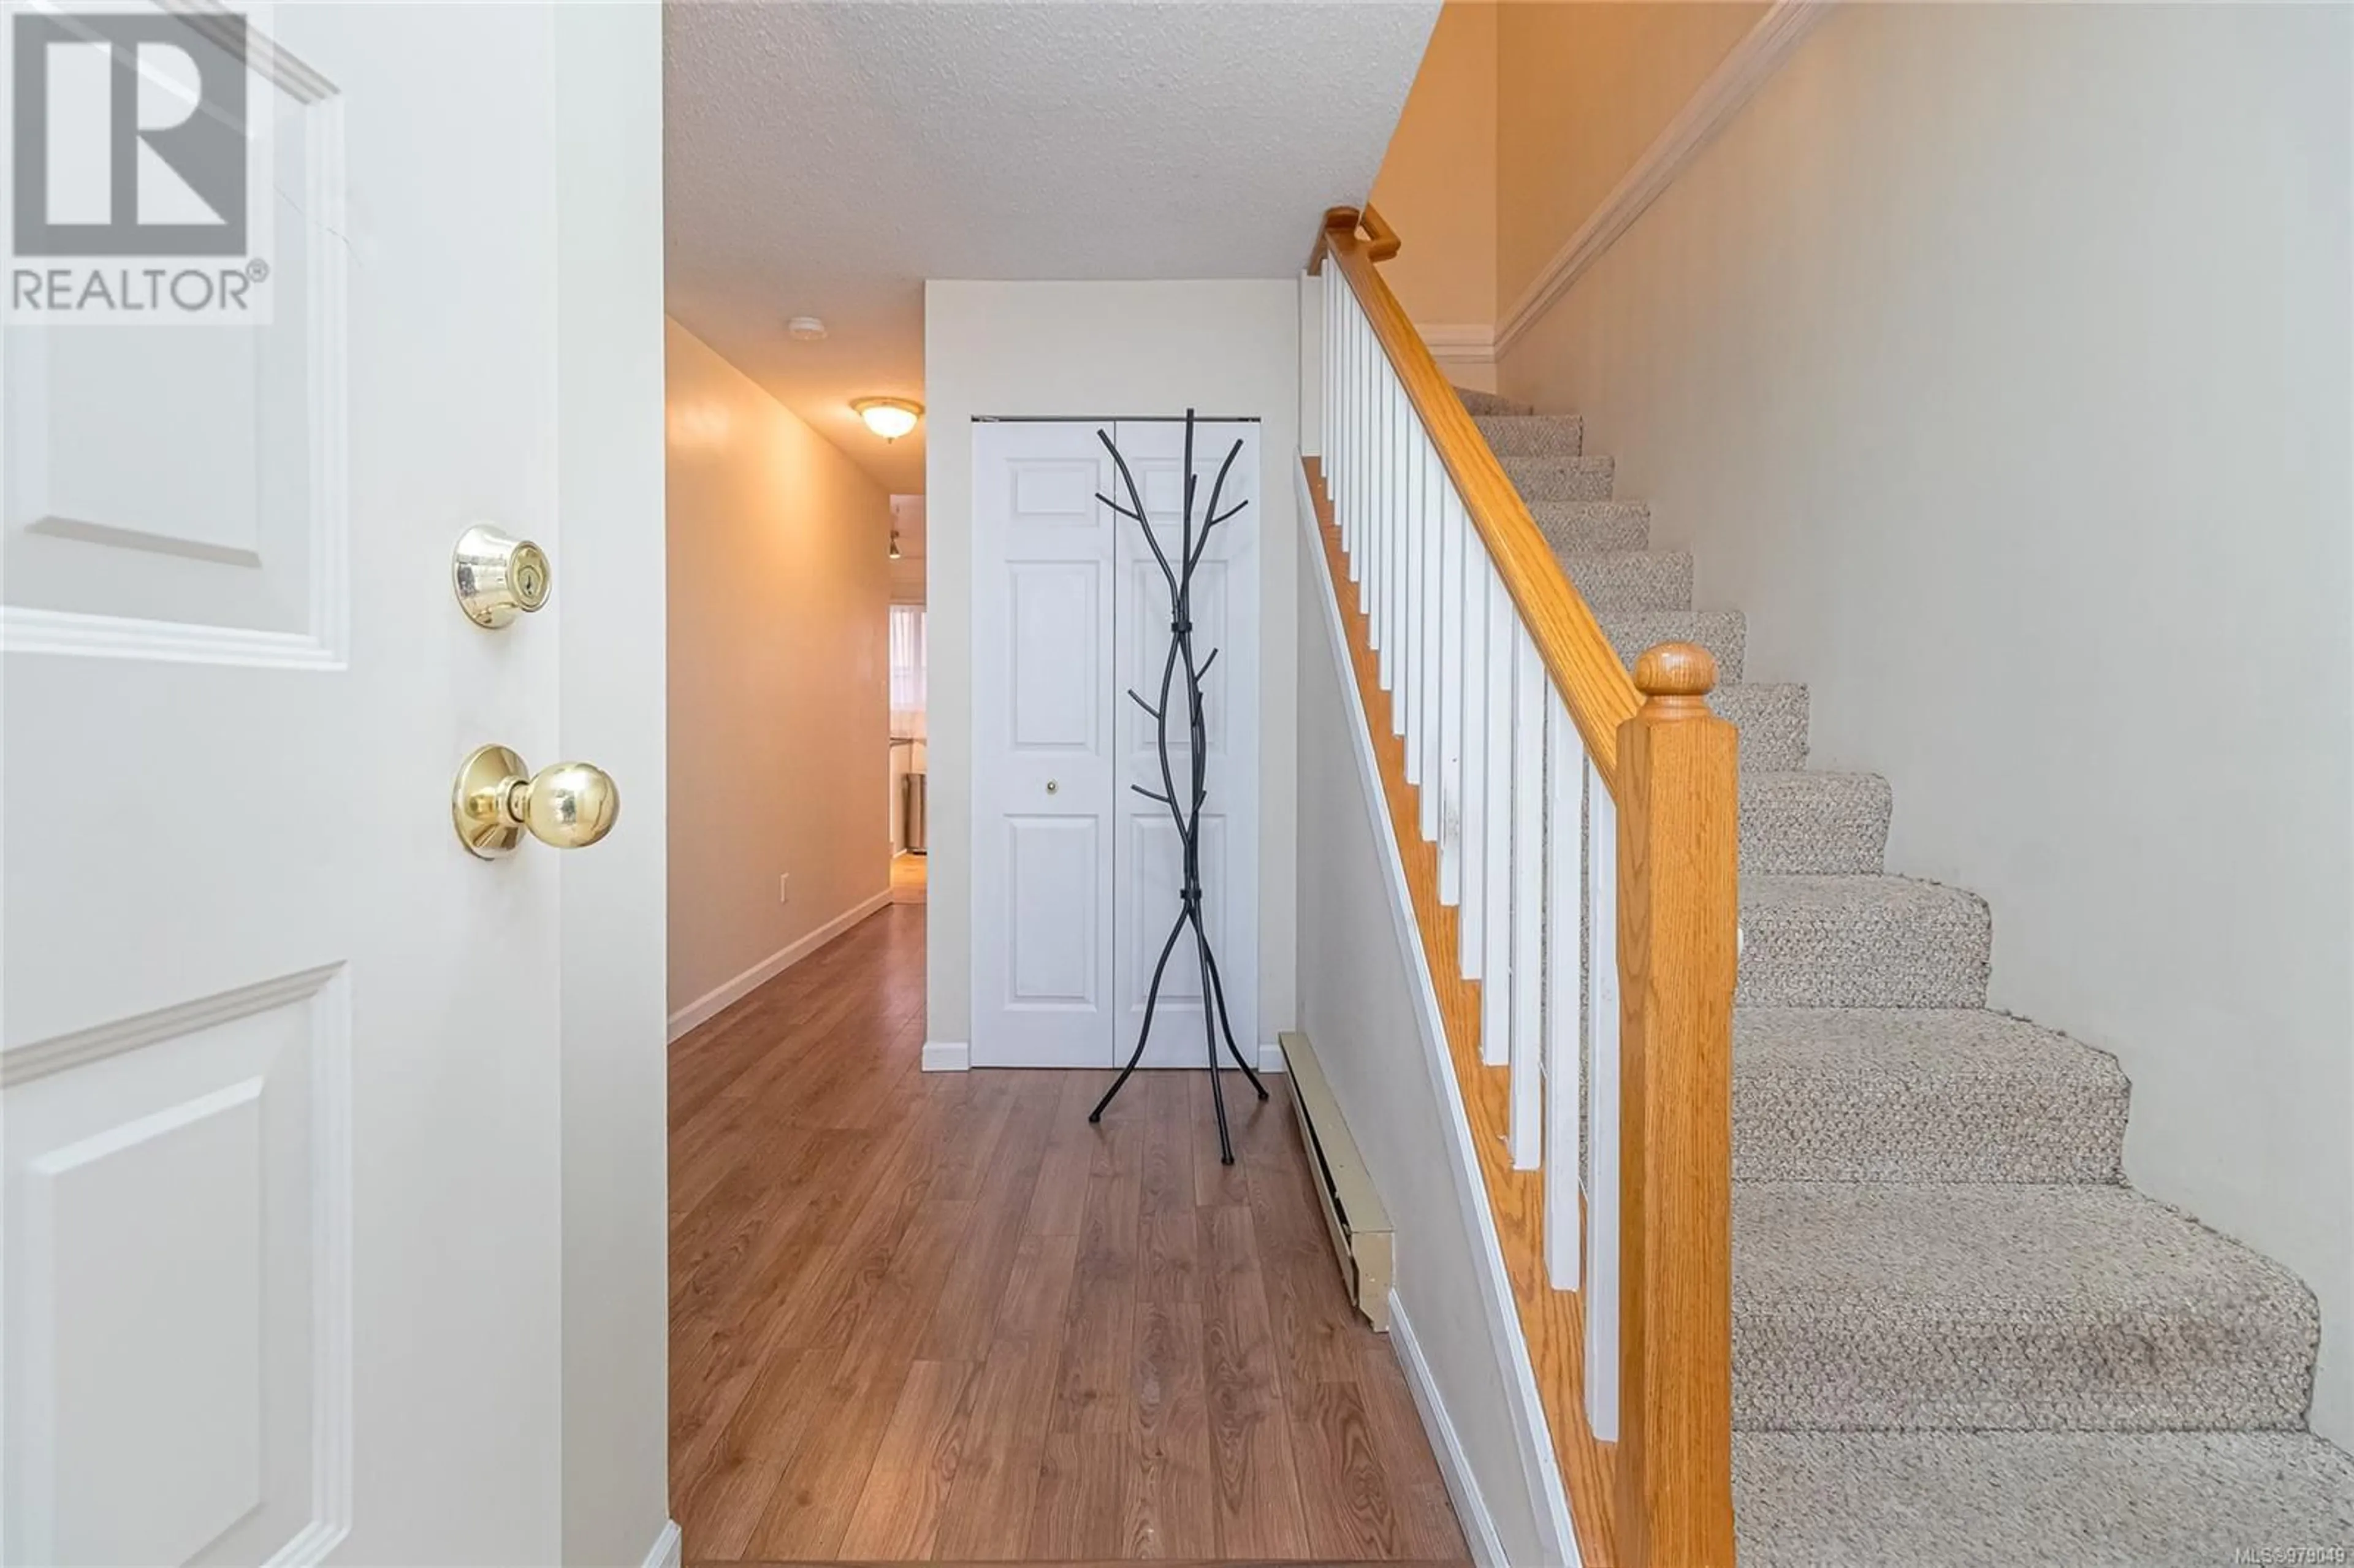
[1322,205,1362,233]
[1634,642,1717,715]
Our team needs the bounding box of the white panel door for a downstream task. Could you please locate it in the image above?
[1,7,620,1562]
[1112,420,1260,1070]
[971,424,1118,1068]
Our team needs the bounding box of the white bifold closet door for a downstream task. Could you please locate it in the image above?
[1110,421,1260,1070]
[971,419,1260,1070]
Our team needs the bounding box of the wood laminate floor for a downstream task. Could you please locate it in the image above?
[670,904,1471,1566]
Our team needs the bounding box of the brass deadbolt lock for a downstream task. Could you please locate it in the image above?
[452,524,552,628]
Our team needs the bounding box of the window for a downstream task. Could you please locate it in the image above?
[889,603,926,739]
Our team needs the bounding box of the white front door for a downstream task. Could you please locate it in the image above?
[1,7,646,1562]
[1112,420,1260,1070]
[970,422,1118,1068]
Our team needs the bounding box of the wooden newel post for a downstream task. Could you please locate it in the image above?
[1615,641,1739,1568]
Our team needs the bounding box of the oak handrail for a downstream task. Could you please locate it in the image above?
[1313,205,1642,788]
[1306,200,1402,273]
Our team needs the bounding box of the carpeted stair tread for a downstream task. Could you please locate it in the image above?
[1740,875,1990,1008]
[1560,549,1692,611]
[1453,386,1534,417]
[1740,770,1891,874]
[1600,608,1746,683]
[1734,1008,2128,1183]
[1531,499,1651,554]
[1473,413,1584,456]
[1710,683,1810,772]
[1734,1182,2322,1431]
[1501,452,1614,502]
[1734,1431,2354,1567]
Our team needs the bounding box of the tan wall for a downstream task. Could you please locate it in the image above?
[665,318,893,1018]
[1494,0,1762,313]
[1369,1,1499,332]
[1495,1,2353,1447]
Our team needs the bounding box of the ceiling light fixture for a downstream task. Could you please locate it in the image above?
[852,397,923,442]
[888,530,903,560]
[785,315,828,341]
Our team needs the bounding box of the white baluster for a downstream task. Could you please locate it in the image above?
[1388,379,1410,727]
[1357,302,1372,575]
[1479,565,1513,1066]
[1401,425,1424,778]
[1584,755,1621,1442]
[1354,298,1368,567]
[1419,439,1444,844]
[1415,430,1436,796]
[1458,535,1488,977]
[1333,287,1347,538]
[1380,367,1398,665]
[1436,488,1466,903]
[1544,690,1585,1289]
[1374,367,1393,673]
[1346,296,1365,565]
[1508,626,1545,1170]
[1357,296,1371,564]
[1324,281,1336,509]
[1321,272,1333,475]
[1346,293,1365,562]
[1365,351,1374,640]
[1398,390,1415,749]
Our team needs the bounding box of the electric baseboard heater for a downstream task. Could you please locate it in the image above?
[1277,1030,1394,1329]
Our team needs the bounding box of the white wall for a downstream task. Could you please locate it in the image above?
[554,3,671,1561]
[924,280,1303,1055]
[1295,516,1558,1564]
[1499,1,2354,1445]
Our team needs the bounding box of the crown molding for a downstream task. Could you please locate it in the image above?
[1414,324,1498,368]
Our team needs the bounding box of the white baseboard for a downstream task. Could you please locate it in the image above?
[639,1518,681,1568]
[1258,1040,1288,1074]
[1390,1294,1509,1568]
[666,888,893,1043]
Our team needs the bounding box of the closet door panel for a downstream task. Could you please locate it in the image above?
[971,424,1117,1068]
[1111,420,1261,1072]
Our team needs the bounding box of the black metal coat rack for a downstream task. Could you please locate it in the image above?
[1087,410,1268,1164]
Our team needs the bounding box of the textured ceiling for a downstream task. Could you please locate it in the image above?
[664,1,1441,493]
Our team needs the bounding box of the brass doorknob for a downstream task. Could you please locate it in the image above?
[452,744,619,858]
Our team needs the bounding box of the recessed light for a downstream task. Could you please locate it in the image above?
[852,397,923,442]
[785,315,828,341]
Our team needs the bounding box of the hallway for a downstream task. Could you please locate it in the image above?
[669,904,1471,1565]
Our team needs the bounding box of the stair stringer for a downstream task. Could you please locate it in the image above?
[1292,457,1581,1568]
